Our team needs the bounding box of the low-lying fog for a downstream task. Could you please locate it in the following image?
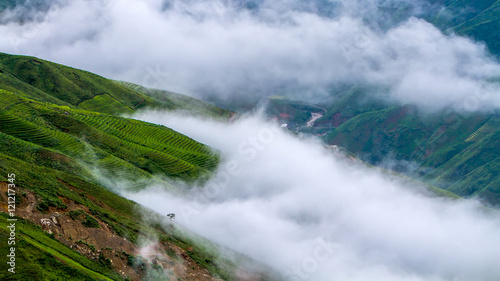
[123,111,500,281]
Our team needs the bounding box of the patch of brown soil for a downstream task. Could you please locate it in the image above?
[0,182,228,281]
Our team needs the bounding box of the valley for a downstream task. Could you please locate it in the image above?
[0,0,500,280]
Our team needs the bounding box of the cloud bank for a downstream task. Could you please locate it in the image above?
[124,111,500,281]
[1,0,499,109]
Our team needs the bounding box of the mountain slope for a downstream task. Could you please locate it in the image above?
[324,106,499,202]
[0,89,218,183]
[0,52,233,118]
[117,81,234,119]
[0,53,273,280]
[0,152,262,281]
[429,0,500,55]
[266,91,500,205]
[259,1,500,205]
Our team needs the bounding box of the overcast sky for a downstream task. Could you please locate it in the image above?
[0,0,499,109]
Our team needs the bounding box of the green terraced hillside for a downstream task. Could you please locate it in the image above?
[0,89,219,183]
[0,52,274,280]
[0,52,236,184]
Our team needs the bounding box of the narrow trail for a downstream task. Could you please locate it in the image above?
[306,112,323,127]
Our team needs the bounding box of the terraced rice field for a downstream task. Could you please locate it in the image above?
[73,112,218,170]
[0,91,219,182]
[466,116,500,142]
[78,94,135,115]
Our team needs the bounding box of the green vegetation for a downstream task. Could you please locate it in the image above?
[79,94,135,115]
[266,97,318,128]
[0,52,249,280]
[322,103,500,204]
[0,51,233,183]
[267,89,500,205]
[76,240,96,252]
[24,236,114,281]
[427,0,500,56]
[0,88,218,183]
[0,52,232,118]
[82,215,100,228]
[166,247,178,260]
[117,81,233,119]
[0,214,121,281]
[68,210,85,221]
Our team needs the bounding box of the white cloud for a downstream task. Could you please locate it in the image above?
[124,111,500,280]
[1,0,499,109]
[2,2,500,279]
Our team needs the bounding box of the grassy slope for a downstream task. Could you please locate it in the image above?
[0,52,254,280]
[0,220,115,281]
[0,152,241,281]
[117,81,233,119]
[0,52,233,118]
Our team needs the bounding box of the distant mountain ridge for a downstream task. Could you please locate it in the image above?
[0,53,232,117]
